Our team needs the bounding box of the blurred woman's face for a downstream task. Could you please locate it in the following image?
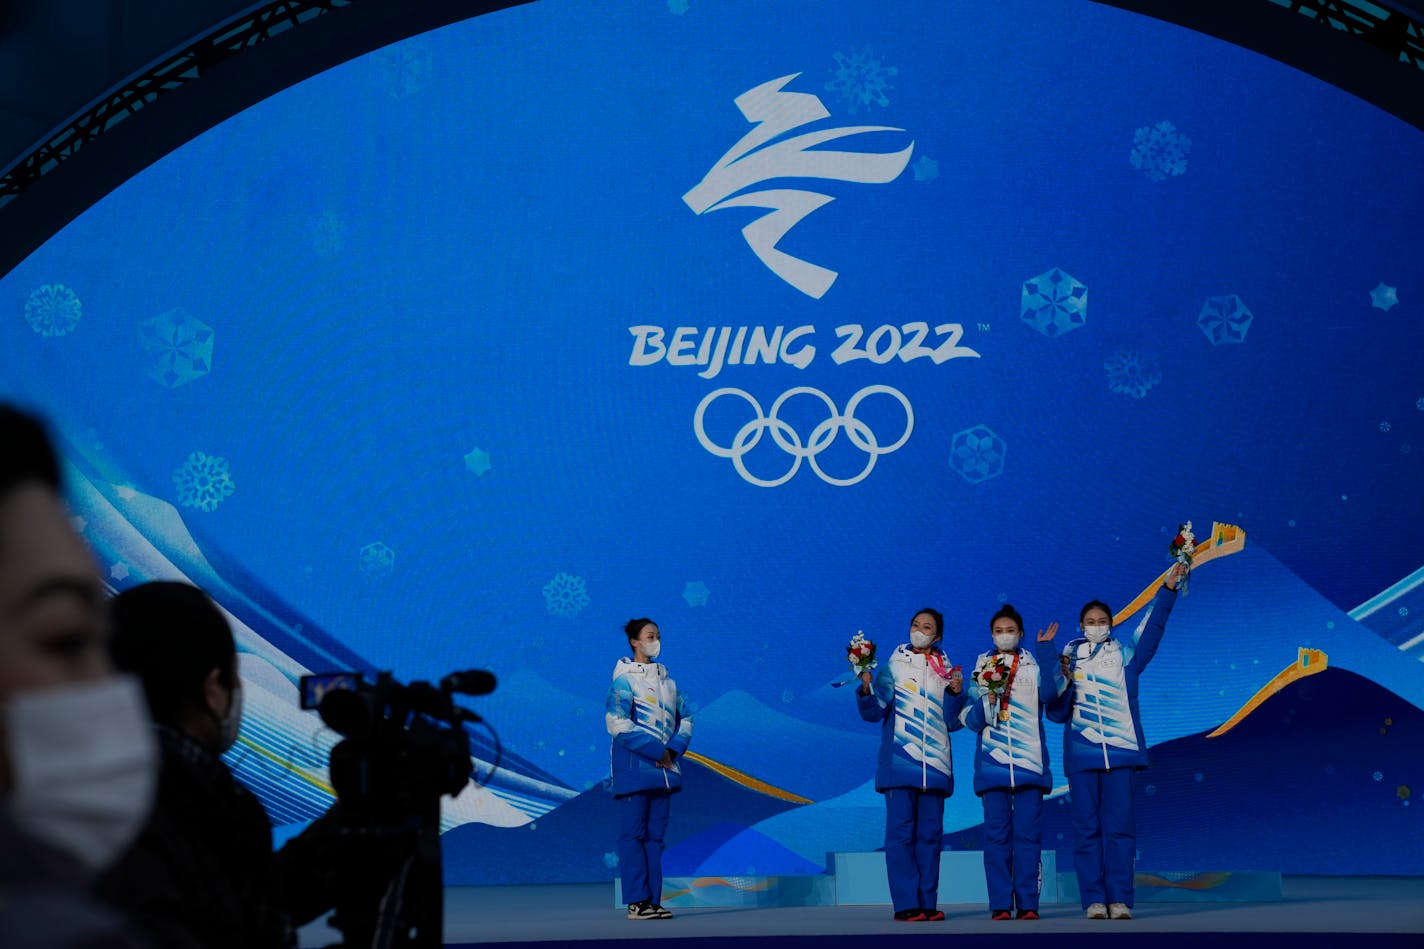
[0,483,109,788]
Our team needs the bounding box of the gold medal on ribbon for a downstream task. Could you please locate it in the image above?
[998,702,1011,722]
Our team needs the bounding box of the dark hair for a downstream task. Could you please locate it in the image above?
[0,405,61,504]
[990,603,1024,633]
[1079,599,1113,625]
[110,582,236,725]
[624,617,656,644]
[912,607,943,638]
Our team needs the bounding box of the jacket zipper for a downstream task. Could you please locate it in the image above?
[1084,648,1110,769]
[919,654,928,788]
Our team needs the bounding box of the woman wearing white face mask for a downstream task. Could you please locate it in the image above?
[0,405,155,948]
[97,581,289,949]
[952,604,1070,921]
[606,618,693,921]
[857,608,965,922]
[1041,562,1185,921]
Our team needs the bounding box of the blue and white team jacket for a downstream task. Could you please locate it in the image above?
[1057,586,1178,775]
[857,644,967,795]
[953,644,1063,794]
[605,658,694,796]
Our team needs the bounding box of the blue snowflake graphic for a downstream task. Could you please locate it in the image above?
[912,155,939,182]
[950,425,1007,483]
[667,0,690,13]
[1370,283,1399,311]
[1373,771,1384,782]
[826,46,898,114]
[373,39,434,99]
[140,308,214,388]
[309,210,348,258]
[463,447,492,476]
[1380,421,1392,433]
[24,284,82,337]
[1130,120,1191,182]
[1104,348,1162,398]
[172,452,235,512]
[1416,397,1424,412]
[358,541,396,578]
[603,851,619,869]
[1020,268,1088,337]
[682,580,710,607]
[1197,295,1253,345]
[543,571,590,618]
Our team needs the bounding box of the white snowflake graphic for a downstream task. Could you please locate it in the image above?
[543,572,590,618]
[826,46,898,114]
[1130,120,1191,182]
[24,284,83,337]
[1104,349,1162,399]
[172,452,235,512]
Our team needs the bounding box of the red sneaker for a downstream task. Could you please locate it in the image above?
[893,909,927,922]
[991,909,1012,921]
[1017,909,1040,920]
[920,909,946,921]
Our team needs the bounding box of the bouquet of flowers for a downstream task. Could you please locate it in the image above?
[847,630,877,676]
[973,652,1015,722]
[1169,520,1197,595]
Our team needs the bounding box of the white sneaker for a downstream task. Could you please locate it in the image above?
[1085,902,1108,919]
[1109,902,1133,919]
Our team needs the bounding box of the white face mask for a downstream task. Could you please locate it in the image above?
[1082,624,1111,644]
[4,675,157,872]
[993,632,1021,653]
[637,640,661,661]
[909,630,937,650]
[217,681,243,753]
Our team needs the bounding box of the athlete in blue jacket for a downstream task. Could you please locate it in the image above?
[1043,563,1183,920]
[856,608,965,922]
[606,618,693,921]
[953,603,1067,920]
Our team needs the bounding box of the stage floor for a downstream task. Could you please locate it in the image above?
[296,876,1424,948]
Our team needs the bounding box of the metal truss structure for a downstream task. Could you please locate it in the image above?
[0,1,354,209]
[1266,0,1424,70]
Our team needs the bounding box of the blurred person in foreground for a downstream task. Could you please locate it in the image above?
[0,404,156,948]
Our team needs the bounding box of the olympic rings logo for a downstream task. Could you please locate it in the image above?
[693,385,914,487]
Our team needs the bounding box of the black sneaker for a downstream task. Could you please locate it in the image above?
[627,901,659,920]
[651,904,674,919]
[893,908,927,921]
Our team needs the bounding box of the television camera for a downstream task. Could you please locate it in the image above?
[298,669,498,949]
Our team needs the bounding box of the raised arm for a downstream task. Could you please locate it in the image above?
[1127,563,1183,674]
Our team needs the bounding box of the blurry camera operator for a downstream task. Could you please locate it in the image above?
[98,581,291,949]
